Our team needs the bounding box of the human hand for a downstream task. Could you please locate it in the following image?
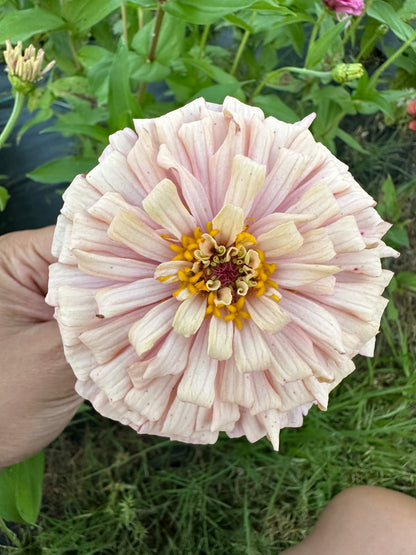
[0,226,82,469]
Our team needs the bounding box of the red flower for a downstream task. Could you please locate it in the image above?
[407,100,416,131]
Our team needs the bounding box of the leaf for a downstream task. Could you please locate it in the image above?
[65,0,120,33]
[335,128,368,154]
[164,0,256,24]
[385,224,409,249]
[368,0,415,42]
[396,271,416,294]
[0,8,64,43]
[381,175,401,222]
[0,451,44,525]
[305,20,347,68]
[190,83,244,103]
[131,13,186,66]
[252,94,299,122]
[27,156,98,184]
[0,186,10,211]
[108,41,141,131]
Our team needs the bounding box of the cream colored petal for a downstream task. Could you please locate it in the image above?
[108,209,172,262]
[286,182,340,231]
[266,330,315,383]
[279,290,345,353]
[73,249,155,281]
[276,263,341,289]
[124,374,179,421]
[177,325,218,408]
[211,399,240,433]
[88,191,153,227]
[257,410,282,451]
[172,293,207,338]
[223,155,266,216]
[142,178,197,239]
[218,359,255,408]
[257,221,303,258]
[207,317,233,360]
[61,175,101,219]
[280,228,336,263]
[96,278,175,318]
[47,263,113,306]
[90,347,136,402]
[143,329,193,379]
[154,260,190,283]
[233,321,273,372]
[80,307,147,363]
[127,128,167,194]
[212,204,245,246]
[249,372,282,414]
[129,297,177,357]
[326,215,366,253]
[244,295,290,334]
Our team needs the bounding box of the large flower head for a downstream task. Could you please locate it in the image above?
[47,97,396,450]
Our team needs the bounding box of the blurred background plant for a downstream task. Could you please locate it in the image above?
[0,0,416,552]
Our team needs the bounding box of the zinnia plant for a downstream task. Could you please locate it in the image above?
[47,97,396,450]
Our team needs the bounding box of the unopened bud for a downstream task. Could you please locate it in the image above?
[3,40,55,95]
[331,63,364,84]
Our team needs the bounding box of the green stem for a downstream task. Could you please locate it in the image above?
[0,91,25,150]
[369,28,416,87]
[308,10,325,53]
[250,66,331,100]
[121,0,128,45]
[0,517,21,548]
[342,0,374,46]
[230,12,256,77]
[199,24,210,59]
[321,109,346,139]
[137,1,166,105]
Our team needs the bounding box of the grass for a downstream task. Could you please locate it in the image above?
[2,117,416,555]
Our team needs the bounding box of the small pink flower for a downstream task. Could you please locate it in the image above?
[47,97,396,450]
[407,100,416,131]
[322,0,364,16]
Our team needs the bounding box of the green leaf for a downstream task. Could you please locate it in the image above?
[0,451,44,525]
[108,41,141,131]
[385,224,409,249]
[252,94,299,122]
[0,186,10,211]
[78,46,114,70]
[335,128,368,154]
[190,83,245,103]
[131,13,186,66]
[65,0,120,33]
[305,20,347,68]
[396,271,416,294]
[27,156,98,184]
[164,0,256,24]
[380,175,401,222]
[0,8,64,43]
[368,0,415,42]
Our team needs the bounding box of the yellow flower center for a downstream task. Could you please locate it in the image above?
[160,222,279,328]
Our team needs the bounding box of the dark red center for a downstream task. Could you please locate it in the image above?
[209,260,240,287]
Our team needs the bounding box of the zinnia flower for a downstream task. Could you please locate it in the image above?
[322,0,364,16]
[47,97,396,450]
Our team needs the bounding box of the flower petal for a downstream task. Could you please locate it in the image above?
[108,208,172,262]
[233,321,273,372]
[256,221,303,258]
[211,204,245,247]
[142,178,197,239]
[172,293,207,337]
[223,155,266,216]
[207,316,234,360]
[73,249,155,281]
[244,295,290,334]
[129,298,178,357]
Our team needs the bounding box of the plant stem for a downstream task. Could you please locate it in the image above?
[0,91,25,150]
[199,24,210,59]
[308,10,325,53]
[342,0,374,46]
[369,28,416,87]
[250,66,331,100]
[121,0,128,45]
[0,517,21,548]
[137,1,166,104]
[230,12,256,77]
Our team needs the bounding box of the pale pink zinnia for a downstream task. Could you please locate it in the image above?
[46,97,396,450]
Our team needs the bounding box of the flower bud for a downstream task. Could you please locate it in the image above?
[3,40,55,95]
[331,63,364,84]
